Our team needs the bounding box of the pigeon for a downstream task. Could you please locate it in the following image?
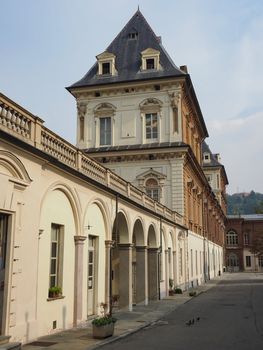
[192,319,195,324]
[186,320,192,326]
[196,317,200,322]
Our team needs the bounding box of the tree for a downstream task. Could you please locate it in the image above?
[250,233,263,257]
[255,201,263,214]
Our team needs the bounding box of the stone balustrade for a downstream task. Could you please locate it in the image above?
[0,93,183,226]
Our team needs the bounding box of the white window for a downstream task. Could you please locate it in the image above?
[145,113,158,139]
[258,256,263,267]
[102,62,110,75]
[145,178,159,201]
[100,117,111,146]
[179,248,183,277]
[141,48,160,71]
[146,58,155,70]
[226,230,238,246]
[245,256,251,267]
[50,224,63,289]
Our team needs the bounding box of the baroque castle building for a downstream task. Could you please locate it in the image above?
[0,9,227,345]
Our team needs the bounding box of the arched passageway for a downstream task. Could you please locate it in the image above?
[112,212,132,310]
[132,219,146,305]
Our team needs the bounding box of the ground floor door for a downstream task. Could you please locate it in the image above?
[87,236,96,316]
[0,214,9,334]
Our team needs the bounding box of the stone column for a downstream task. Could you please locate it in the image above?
[173,250,177,286]
[136,246,148,305]
[165,249,169,296]
[105,240,114,311]
[148,248,159,301]
[73,235,87,326]
[118,243,133,311]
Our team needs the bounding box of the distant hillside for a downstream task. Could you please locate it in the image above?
[227,191,263,215]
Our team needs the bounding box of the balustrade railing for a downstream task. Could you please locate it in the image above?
[0,93,183,225]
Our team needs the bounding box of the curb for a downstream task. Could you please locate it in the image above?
[89,279,222,349]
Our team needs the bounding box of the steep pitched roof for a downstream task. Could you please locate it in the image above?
[68,10,185,89]
[202,141,229,185]
[202,142,221,167]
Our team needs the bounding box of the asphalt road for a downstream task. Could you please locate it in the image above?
[101,273,263,350]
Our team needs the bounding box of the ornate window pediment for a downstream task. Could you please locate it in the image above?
[141,48,161,71]
[137,168,166,202]
[94,103,116,117]
[96,51,117,76]
[139,98,162,113]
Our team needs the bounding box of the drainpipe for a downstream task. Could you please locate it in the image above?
[158,217,162,300]
[109,194,119,316]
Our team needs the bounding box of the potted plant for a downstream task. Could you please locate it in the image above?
[92,303,117,339]
[48,286,62,298]
[174,287,183,294]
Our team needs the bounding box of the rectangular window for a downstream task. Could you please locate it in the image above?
[258,256,263,267]
[190,249,193,277]
[50,224,63,289]
[246,256,251,267]
[146,188,159,201]
[145,113,158,139]
[173,106,179,133]
[196,250,198,275]
[100,117,111,146]
[146,58,155,70]
[159,251,164,281]
[179,248,183,277]
[244,233,249,245]
[102,62,110,75]
[0,214,9,270]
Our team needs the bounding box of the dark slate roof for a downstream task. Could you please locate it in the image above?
[202,141,229,185]
[68,10,185,89]
[85,142,188,154]
[202,141,221,167]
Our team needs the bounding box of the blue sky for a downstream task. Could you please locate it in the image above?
[1,0,263,194]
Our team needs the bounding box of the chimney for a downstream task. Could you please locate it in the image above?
[180,65,188,73]
[215,153,221,162]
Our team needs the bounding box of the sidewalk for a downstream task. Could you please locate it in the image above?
[22,278,221,350]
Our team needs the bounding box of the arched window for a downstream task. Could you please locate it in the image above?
[226,230,238,246]
[227,253,239,267]
[145,178,159,201]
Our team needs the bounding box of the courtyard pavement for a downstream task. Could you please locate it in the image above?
[21,276,222,350]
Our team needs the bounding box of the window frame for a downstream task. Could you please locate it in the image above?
[145,178,160,201]
[49,224,64,291]
[145,112,158,140]
[226,230,238,246]
[99,116,112,146]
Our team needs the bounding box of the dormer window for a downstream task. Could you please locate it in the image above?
[102,62,110,75]
[128,32,138,40]
[203,152,210,163]
[146,58,155,70]
[96,51,117,76]
[141,48,161,71]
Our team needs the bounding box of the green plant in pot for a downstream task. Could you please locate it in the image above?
[48,286,62,298]
[92,303,117,339]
